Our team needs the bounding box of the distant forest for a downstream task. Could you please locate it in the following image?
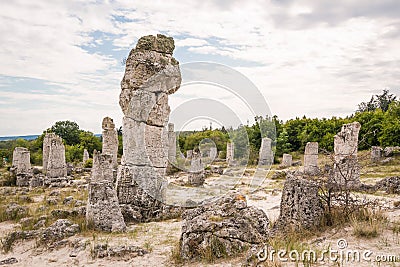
[0,89,399,167]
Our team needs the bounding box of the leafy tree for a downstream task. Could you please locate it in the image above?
[357,89,396,112]
[48,121,81,145]
[79,131,102,156]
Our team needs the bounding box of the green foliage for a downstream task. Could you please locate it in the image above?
[48,120,81,145]
[79,131,101,156]
[84,158,93,168]
[357,89,396,112]
[65,144,84,163]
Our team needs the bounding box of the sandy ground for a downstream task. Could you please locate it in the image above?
[1,164,400,267]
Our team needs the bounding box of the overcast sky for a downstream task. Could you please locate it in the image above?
[1,0,399,136]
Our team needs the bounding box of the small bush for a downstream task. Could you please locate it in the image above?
[83,159,93,168]
[351,209,387,238]
[0,172,16,186]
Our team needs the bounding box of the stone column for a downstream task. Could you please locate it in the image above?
[116,34,181,222]
[167,123,176,163]
[43,133,67,178]
[86,150,126,232]
[275,174,324,231]
[281,154,292,168]
[226,142,234,164]
[186,150,193,159]
[332,122,361,188]
[188,151,205,186]
[83,149,89,163]
[371,146,382,163]
[304,142,319,175]
[102,117,118,168]
[11,147,32,186]
[209,147,217,160]
[259,137,273,166]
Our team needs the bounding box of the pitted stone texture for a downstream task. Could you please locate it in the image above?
[371,146,382,163]
[188,152,205,186]
[12,147,31,175]
[332,122,361,188]
[383,146,400,157]
[167,123,177,163]
[374,176,400,194]
[83,149,89,163]
[179,194,269,260]
[87,181,126,232]
[117,34,181,222]
[275,175,324,231]
[116,165,167,222]
[102,117,118,168]
[226,142,234,164]
[259,137,273,166]
[304,142,319,175]
[91,150,114,183]
[43,133,67,178]
[86,150,125,232]
[281,154,292,168]
[122,118,168,169]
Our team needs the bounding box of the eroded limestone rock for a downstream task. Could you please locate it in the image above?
[11,147,32,186]
[371,146,382,163]
[167,123,176,163]
[102,117,118,168]
[275,174,324,231]
[304,142,319,175]
[179,193,269,260]
[226,142,234,165]
[281,154,292,168]
[86,151,126,232]
[83,149,89,163]
[332,122,361,188]
[188,151,205,186]
[116,34,181,222]
[259,137,273,166]
[43,133,67,179]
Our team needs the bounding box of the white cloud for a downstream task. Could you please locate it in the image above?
[0,0,399,135]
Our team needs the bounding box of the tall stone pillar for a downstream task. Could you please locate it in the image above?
[370,146,382,163]
[102,117,119,168]
[332,122,361,188]
[116,34,181,222]
[83,149,89,163]
[226,142,234,164]
[258,137,273,165]
[304,142,319,175]
[43,133,67,178]
[11,147,32,186]
[281,154,292,168]
[188,151,205,186]
[86,150,126,232]
[167,123,176,163]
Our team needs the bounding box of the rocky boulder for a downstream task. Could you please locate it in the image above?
[179,193,269,261]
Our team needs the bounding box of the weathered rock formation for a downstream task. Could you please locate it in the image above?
[304,142,319,175]
[383,146,400,157]
[11,147,32,186]
[209,147,217,160]
[186,150,193,159]
[86,150,126,232]
[43,133,67,178]
[116,34,181,222]
[275,174,324,231]
[83,149,89,163]
[226,142,234,164]
[374,176,400,194]
[188,151,205,186]
[281,153,292,168]
[332,122,361,188]
[371,146,382,163]
[167,123,176,163]
[179,193,269,260]
[102,117,119,168]
[258,137,273,166]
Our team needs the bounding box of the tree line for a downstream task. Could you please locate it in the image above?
[0,90,398,167]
